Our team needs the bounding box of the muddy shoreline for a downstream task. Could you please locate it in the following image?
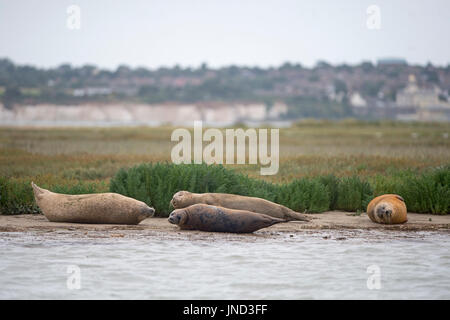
[1,212,448,236]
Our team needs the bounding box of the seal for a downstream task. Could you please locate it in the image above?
[366,194,407,224]
[170,191,310,221]
[31,182,155,224]
[168,204,286,233]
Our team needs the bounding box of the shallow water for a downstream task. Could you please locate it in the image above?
[0,230,449,299]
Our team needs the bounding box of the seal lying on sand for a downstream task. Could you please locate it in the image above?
[168,204,286,233]
[170,191,310,221]
[32,182,155,224]
[367,194,407,224]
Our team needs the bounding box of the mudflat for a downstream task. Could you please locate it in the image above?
[0,212,448,234]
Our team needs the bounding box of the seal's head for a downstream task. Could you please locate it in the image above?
[367,194,407,225]
[374,202,394,224]
[170,191,193,208]
[31,182,50,201]
[138,205,155,222]
[168,209,188,225]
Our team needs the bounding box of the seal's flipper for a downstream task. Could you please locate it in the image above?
[269,218,288,226]
[395,195,405,202]
[288,211,311,222]
[31,182,48,200]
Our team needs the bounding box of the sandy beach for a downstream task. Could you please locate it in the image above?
[1,212,448,235]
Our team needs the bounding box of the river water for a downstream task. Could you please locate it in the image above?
[0,229,449,299]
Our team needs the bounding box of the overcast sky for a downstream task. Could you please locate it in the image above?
[0,0,449,69]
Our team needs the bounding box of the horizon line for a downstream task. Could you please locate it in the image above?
[2,57,449,72]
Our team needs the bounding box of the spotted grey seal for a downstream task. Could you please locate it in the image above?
[168,203,286,233]
[32,182,154,224]
[170,191,310,222]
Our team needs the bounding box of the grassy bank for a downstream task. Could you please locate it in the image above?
[1,163,448,216]
[0,122,449,215]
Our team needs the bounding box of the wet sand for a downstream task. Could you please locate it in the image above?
[0,212,448,236]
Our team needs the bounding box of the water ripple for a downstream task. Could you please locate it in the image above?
[0,230,449,299]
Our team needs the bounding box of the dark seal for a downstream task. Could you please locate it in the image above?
[168,204,286,233]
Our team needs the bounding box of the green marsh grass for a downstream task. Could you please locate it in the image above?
[0,122,448,215]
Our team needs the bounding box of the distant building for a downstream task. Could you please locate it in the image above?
[73,87,112,97]
[396,75,441,107]
[349,92,369,116]
[395,74,450,121]
[349,92,367,108]
[377,58,408,66]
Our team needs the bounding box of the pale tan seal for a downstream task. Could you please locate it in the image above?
[168,204,286,233]
[32,182,155,224]
[170,191,310,221]
[367,194,407,224]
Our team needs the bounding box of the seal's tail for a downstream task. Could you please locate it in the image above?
[285,210,311,222]
[31,182,49,200]
[269,217,288,226]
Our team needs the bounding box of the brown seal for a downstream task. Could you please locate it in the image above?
[168,204,286,233]
[170,191,310,221]
[32,182,155,224]
[366,194,407,224]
